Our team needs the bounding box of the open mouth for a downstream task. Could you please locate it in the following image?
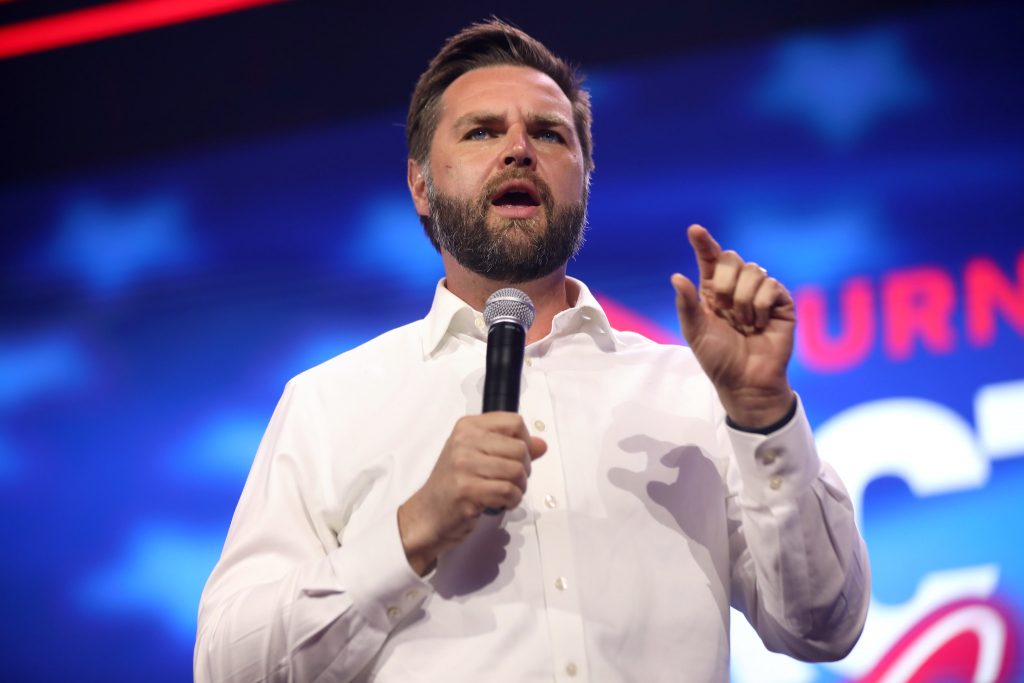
[491,181,542,207]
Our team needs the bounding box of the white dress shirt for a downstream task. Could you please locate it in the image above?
[195,277,869,682]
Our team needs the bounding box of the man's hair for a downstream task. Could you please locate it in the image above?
[406,18,594,176]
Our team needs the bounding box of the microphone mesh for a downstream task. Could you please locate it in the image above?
[483,288,536,331]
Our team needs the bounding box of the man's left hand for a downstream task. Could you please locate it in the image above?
[671,224,796,429]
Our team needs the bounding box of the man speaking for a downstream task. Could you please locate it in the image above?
[196,19,869,682]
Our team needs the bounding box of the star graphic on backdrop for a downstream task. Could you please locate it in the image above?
[757,29,929,146]
[170,411,267,481]
[726,203,887,283]
[166,332,367,486]
[348,193,444,286]
[0,333,91,409]
[79,523,225,642]
[48,195,198,294]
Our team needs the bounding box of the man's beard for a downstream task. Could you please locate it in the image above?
[420,168,588,284]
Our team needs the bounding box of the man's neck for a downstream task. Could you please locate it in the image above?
[441,255,575,344]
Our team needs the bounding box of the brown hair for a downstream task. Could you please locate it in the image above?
[406,18,594,175]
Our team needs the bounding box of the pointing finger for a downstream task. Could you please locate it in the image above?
[687,224,722,282]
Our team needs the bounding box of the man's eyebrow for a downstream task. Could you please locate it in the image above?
[451,112,505,129]
[450,111,573,130]
[527,113,573,129]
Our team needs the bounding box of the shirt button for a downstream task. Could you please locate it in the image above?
[475,317,486,331]
[544,494,558,509]
[762,448,780,465]
[555,576,568,591]
[405,590,420,601]
[769,475,782,490]
[386,606,400,620]
[524,357,533,367]
[566,662,578,677]
[533,419,546,432]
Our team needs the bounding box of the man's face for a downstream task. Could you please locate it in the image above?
[409,65,589,283]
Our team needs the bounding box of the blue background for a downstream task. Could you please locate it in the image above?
[1,2,1022,680]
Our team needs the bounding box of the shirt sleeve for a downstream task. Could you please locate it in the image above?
[194,379,433,683]
[722,393,871,661]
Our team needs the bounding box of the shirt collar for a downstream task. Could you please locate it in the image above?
[420,276,618,358]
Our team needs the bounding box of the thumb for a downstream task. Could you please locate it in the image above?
[529,436,548,460]
[671,273,705,343]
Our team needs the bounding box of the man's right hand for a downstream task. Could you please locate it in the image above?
[397,413,547,576]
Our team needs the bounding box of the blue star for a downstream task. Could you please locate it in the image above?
[272,330,368,382]
[757,29,929,146]
[726,203,889,283]
[48,194,198,294]
[78,523,224,642]
[347,192,444,286]
[0,332,91,409]
[169,411,267,482]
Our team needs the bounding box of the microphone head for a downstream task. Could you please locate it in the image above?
[483,288,535,331]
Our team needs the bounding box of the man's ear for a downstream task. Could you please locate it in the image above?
[407,158,429,217]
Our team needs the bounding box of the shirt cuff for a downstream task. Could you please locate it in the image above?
[725,396,798,434]
[328,506,433,633]
[725,393,821,506]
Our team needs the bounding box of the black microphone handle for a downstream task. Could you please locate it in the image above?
[482,321,526,515]
[482,321,526,413]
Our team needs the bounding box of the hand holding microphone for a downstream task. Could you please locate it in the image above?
[397,289,545,575]
[481,288,536,514]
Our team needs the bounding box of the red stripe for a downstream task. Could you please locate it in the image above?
[0,0,287,60]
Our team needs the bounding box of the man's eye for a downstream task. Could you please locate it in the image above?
[536,130,565,143]
[466,128,492,140]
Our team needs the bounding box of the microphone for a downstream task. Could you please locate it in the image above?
[481,287,535,515]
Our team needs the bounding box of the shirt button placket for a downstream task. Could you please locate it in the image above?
[523,369,585,681]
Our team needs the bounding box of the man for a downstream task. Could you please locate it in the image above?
[196,19,869,682]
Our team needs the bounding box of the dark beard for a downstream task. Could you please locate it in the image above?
[421,168,587,284]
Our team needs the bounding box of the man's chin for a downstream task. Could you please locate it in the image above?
[487,215,546,239]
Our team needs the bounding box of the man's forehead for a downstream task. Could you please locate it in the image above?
[439,65,573,122]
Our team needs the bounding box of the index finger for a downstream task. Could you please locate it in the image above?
[474,412,530,440]
[687,224,722,282]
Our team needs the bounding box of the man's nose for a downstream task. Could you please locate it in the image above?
[502,127,533,168]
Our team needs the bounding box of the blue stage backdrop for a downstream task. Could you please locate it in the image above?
[1,2,1022,681]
